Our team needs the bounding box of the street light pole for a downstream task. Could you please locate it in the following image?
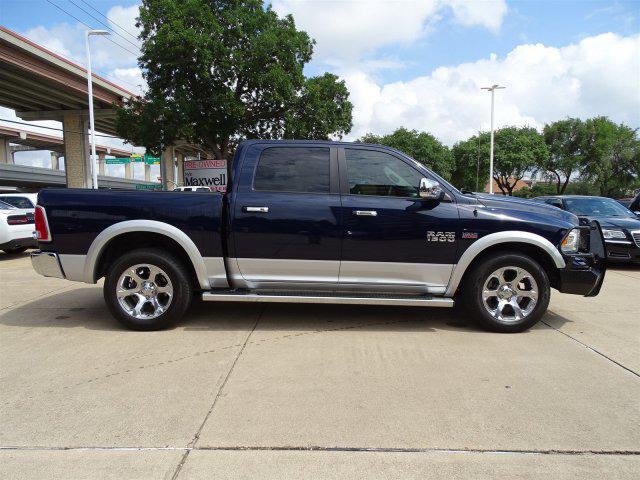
[481,84,505,194]
[85,30,110,189]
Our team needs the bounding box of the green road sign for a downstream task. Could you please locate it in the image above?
[130,154,144,162]
[105,157,130,164]
[144,154,161,165]
[135,183,162,190]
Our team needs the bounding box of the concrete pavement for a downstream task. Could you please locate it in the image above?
[1,252,638,479]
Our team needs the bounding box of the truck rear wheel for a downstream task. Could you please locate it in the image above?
[104,248,193,331]
[462,252,550,333]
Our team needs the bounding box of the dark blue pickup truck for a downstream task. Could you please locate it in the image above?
[31,140,607,332]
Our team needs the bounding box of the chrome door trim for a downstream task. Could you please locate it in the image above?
[339,261,453,292]
[229,258,340,289]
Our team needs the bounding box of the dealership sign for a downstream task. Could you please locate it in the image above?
[184,159,227,192]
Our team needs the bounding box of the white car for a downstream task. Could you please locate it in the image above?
[172,186,212,192]
[0,200,37,253]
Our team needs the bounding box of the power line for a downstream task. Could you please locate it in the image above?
[45,0,140,58]
[78,0,140,42]
[67,0,141,51]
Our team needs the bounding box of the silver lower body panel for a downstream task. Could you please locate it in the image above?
[202,291,454,307]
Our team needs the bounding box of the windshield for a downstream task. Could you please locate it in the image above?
[0,200,16,210]
[564,197,635,218]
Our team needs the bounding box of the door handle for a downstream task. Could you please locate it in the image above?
[354,210,377,217]
[244,206,269,213]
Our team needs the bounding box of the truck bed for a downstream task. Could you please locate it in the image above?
[38,188,225,258]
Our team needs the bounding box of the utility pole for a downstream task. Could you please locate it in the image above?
[481,84,505,194]
[476,129,481,192]
[85,30,110,189]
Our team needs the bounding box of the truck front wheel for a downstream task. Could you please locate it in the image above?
[104,248,193,331]
[462,252,550,333]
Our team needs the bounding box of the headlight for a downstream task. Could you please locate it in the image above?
[561,228,580,253]
[602,228,626,240]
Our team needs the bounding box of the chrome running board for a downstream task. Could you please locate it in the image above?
[202,290,454,307]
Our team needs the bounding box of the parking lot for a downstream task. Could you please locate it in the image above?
[0,252,638,479]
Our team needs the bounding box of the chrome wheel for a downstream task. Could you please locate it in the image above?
[481,266,538,324]
[116,264,173,320]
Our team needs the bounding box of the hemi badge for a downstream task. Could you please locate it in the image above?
[462,232,478,239]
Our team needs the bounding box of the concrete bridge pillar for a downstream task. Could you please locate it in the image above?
[124,158,132,179]
[62,113,91,188]
[144,163,151,182]
[98,153,106,176]
[0,139,12,164]
[50,151,60,170]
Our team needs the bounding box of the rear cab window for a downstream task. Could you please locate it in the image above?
[0,196,34,209]
[253,147,330,194]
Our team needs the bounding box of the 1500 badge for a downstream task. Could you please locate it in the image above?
[427,231,455,242]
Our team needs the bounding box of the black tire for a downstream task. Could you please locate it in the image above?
[104,248,193,331]
[461,252,550,333]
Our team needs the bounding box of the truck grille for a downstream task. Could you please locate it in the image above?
[632,230,640,248]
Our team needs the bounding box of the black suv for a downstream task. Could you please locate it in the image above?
[534,195,640,264]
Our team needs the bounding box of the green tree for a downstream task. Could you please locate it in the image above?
[358,128,453,179]
[283,73,352,139]
[580,117,639,197]
[541,118,585,194]
[492,126,548,195]
[116,0,352,159]
[451,132,490,192]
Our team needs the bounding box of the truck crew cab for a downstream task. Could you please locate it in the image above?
[31,140,606,333]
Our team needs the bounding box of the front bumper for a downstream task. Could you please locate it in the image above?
[557,222,607,297]
[31,251,65,279]
[604,239,640,264]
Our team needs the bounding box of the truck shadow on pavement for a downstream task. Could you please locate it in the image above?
[0,250,32,261]
[0,286,538,335]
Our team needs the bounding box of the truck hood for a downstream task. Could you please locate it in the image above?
[474,194,579,226]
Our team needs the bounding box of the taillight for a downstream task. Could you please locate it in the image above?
[7,215,30,225]
[34,205,51,242]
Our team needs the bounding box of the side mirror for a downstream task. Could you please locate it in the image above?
[419,177,444,201]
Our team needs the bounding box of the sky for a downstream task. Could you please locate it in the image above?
[0,0,639,174]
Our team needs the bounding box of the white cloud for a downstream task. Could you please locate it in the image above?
[447,0,508,32]
[341,33,640,144]
[272,0,508,62]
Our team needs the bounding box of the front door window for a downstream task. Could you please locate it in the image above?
[345,149,422,198]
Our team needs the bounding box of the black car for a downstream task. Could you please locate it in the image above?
[534,195,640,264]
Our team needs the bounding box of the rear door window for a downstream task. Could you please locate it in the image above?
[254,147,330,193]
